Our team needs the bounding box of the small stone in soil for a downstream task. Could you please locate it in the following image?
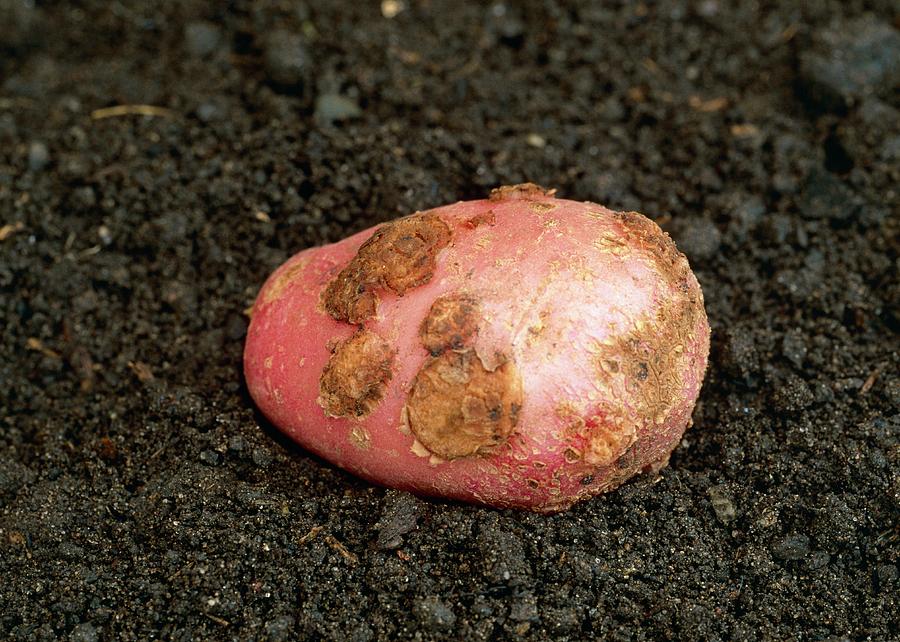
[799,15,900,113]
[708,484,737,524]
[263,29,311,91]
[28,141,49,171]
[314,94,362,125]
[184,21,222,58]
[772,533,811,561]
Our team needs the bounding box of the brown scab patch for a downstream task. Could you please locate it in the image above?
[419,293,480,356]
[583,417,637,467]
[322,212,451,324]
[557,403,635,468]
[318,329,395,418]
[262,256,311,305]
[462,210,496,230]
[594,292,701,434]
[489,183,556,202]
[612,211,691,286]
[529,201,558,214]
[406,350,523,460]
[349,425,371,450]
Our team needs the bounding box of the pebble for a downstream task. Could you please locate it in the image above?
[671,217,721,263]
[720,327,759,384]
[199,450,221,466]
[781,331,807,369]
[184,21,222,58]
[508,594,540,623]
[264,615,295,642]
[263,29,310,90]
[760,213,793,245]
[0,458,33,502]
[806,550,831,571]
[69,622,98,642]
[798,168,858,222]
[772,374,815,413]
[227,435,248,453]
[732,196,765,232]
[251,446,272,469]
[375,491,421,550]
[799,15,900,113]
[314,94,362,125]
[707,484,737,524]
[488,4,525,47]
[414,597,456,631]
[28,141,50,171]
[72,185,97,209]
[224,313,248,341]
[772,533,810,561]
[196,102,220,123]
[0,113,16,141]
[876,564,898,586]
[880,135,900,162]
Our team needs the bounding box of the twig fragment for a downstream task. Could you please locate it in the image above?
[91,104,176,120]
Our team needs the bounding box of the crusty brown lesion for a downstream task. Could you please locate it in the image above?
[462,210,496,229]
[262,256,312,305]
[593,293,699,435]
[406,350,523,460]
[420,294,480,356]
[558,402,637,468]
[612,211,691,287]
[322,212,451,324]
[489,183,557,202]
[318,329,395,418]
[558,221,704,472]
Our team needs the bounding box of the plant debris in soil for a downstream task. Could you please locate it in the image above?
[1,1,898,640]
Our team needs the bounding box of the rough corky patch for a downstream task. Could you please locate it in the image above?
[318,329,395,418]
[419,294,481,356]
[488,182,556,202]
[322,212,451,324]
[406,350,523,460]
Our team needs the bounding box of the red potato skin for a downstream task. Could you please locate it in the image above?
[243,185,710,512]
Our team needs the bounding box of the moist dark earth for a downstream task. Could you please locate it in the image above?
[1,1,898,640]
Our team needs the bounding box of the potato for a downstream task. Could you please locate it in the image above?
[243,184,710,512]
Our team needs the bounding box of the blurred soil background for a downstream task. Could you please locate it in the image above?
[1,1,898,640]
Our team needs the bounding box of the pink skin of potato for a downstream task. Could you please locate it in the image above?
[243,184,710,512]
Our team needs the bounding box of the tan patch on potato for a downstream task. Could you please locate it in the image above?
[529,201,558,214]
[406,350,523,460]
[262,256,311,305]
[318,329,395,418]
[419,293,480,356]
[349,425,371,450]
[584,417,636,466]
[462,210,496,229]
[556,402,635,468]
[488,183,556,201]
[612,211,692,287]
[322,212,451,324]
[594,293,700,433]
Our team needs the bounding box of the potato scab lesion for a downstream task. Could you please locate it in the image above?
[489,183,557,202]
[318,329,395,419]
[420,294,480,356]
[406,350,524,460]
[322,212,451,324]
[462,210,496,229]
[262,257,312,305]
[594,295,698,431]
[613,210,690,285]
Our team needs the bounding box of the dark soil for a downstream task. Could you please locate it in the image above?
[2,1,898,640]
